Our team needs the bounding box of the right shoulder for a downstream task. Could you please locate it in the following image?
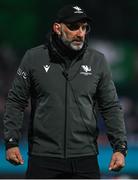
[27,44,48,56]
[22,44,49,65]
[20,45,49,68]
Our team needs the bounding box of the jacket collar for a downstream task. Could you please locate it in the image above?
[47,32,87,66]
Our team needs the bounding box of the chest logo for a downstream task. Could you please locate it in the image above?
[43,65,50,72]
[80,65,92,75]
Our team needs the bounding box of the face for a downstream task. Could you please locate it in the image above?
[59,22,89,51]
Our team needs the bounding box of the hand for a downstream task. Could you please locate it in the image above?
[109,152,125,171]
[6,147,24,165]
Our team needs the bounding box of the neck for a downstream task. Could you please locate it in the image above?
[52,33,86,60]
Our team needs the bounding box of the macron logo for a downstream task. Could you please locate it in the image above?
[43,65,50,72]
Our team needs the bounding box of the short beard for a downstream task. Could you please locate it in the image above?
[60,31,84,51]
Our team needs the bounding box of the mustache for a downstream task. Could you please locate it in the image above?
[72,38,84,42]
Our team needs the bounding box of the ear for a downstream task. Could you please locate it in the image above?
[53,23,61,35]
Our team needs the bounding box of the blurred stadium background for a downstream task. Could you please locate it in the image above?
[0,0,138,178]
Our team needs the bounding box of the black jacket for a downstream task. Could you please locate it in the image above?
[3,36,127,158]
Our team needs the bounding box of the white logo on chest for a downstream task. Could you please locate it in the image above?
[43,65,50,72]
[80,65,92,75]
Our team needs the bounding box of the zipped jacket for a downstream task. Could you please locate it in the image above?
[3,43,127,158]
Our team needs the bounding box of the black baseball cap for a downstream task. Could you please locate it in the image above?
[56,5,92,23]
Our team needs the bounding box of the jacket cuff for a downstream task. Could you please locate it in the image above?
[5,138,19,150]
[5,143,19,150]
[113,141,128,157]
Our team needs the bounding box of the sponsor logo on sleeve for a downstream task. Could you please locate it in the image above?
[17,68,27,79]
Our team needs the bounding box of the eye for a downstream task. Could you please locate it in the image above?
[66,24,80,31]
[65,23,90,33]
[81,25,87,31]
[83,24,90,33]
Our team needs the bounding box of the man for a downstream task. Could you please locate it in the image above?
[3,5,127,179]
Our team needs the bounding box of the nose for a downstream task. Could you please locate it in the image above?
[76,27,85,37]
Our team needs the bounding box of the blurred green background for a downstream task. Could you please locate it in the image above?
[0,0,138,178]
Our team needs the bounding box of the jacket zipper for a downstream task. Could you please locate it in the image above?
[64,77,68,158]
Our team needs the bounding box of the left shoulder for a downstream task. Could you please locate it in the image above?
[86,47,105,59]
[84,47,106,66]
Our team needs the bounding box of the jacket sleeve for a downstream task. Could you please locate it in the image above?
[96,55,127,154]
[3,50,31,149]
